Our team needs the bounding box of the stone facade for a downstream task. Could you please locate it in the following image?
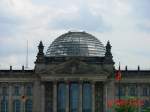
[0,31,150,112]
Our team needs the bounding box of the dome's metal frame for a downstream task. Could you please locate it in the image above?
[46,31,106,57]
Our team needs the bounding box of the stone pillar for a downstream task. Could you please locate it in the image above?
[33,81,41,112]
[0,94,2,112]
[79,81,82,112]
[92,82,95,112]
[104,80,115,112]
[66,81,69,112]
[41,83,45,112]
[98,82,104,112]
[8,84,13,112]
[137,85,141,112]
[103,82,107,112]
[21,85,25,112]
[125,85,128,96]
[53,81,57,112]
[0,97,2,112]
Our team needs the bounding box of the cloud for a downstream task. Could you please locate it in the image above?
[50,5,111,32]
[136,20,150,32]
[0,0,150,69]
[130,0,150,19]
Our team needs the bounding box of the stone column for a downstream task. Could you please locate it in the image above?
[41,82,45,112]
[79,81,82,112]
[104,80,115,112]
[125,85,129,96]
[8,84,13,112]
[137,85,141,112]
[33,80,41,112]
[0,97,2,112]
[0,94,2,112]
[53,81,57,112]
[66,81,69,112]
[21,85,25,112]
[92,81,95,112]
[103,82,107,112]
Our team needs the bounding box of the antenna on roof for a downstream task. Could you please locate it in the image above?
[25,40,29,69]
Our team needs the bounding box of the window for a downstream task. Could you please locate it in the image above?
[26,86,32,96]
[128,86,137,96]
[57,83,66,112]
[2,87,8,96]
[14,86,20,96]
[82,83,92,112]
[1,99,8,112]
[70,83,79,112]
[116,86,125,96]
[143,87,148,96]
[25,99,32,112]
[13,100,21,112]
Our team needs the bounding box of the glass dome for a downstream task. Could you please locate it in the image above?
[46,31,106,57]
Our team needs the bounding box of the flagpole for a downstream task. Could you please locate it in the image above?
[118,62,121,100]
[119,78,121,100]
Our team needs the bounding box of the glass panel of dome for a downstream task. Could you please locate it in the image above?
[46,32,105,57]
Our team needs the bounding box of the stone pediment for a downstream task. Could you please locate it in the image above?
[38,58,111,75]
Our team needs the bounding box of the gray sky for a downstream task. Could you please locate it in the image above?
[0,0,150,70]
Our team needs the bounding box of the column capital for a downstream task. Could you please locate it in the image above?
[78,80,84,84]
[65,80,71,85]
[41,81,46,85]
[91,81,96,84]
[53,80,58,85]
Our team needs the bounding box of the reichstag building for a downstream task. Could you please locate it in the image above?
[0,31,150,112]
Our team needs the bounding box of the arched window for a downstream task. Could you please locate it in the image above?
[82,83,92,112]
[1,99,8,112]
[13,100,21,112]
[25,99,32,112]
[57,83,66,112]
[70,83,79,112]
